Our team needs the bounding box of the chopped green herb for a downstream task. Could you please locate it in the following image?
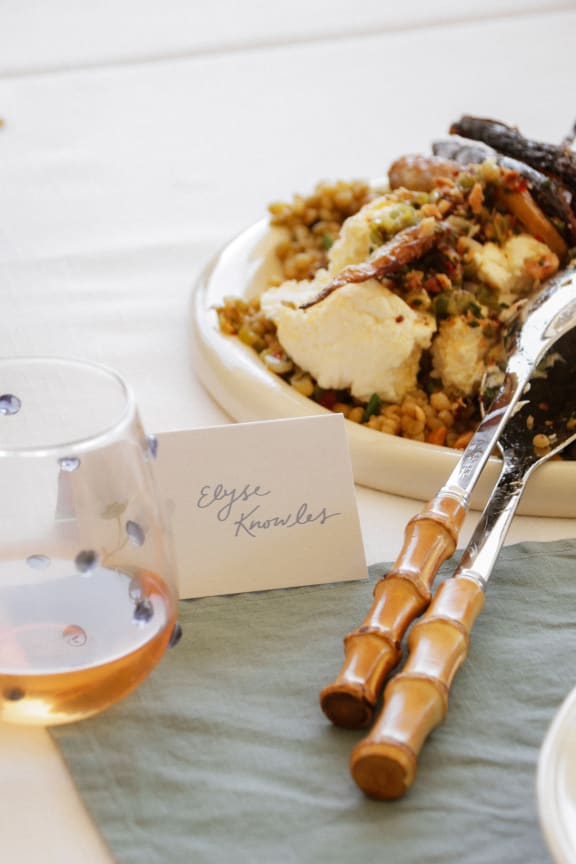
[372,204,417,239]
[363,393,382,422]
[483,386,498,404]
[433,293,455,319]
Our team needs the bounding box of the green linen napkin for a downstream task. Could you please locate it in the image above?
[51,540,576,864]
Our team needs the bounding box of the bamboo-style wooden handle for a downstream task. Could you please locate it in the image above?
[350,574,485,799]
[320,490,467,729]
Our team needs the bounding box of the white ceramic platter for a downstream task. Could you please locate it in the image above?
[538,686,576,864]
[190,218,576,517]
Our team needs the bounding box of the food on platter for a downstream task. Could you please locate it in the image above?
[216,116,576,450]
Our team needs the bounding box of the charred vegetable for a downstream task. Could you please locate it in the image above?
[433,135,576,246]
[299,218,452,309]
[450,115,576,214]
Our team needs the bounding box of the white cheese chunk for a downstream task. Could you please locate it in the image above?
[328,195,417,273]
[258,274,324,318]
[261,276,435,402]
[472,233,557,302]
[431,316,492,396]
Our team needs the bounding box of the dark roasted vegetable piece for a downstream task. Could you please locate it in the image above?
[433,135,576,244]
[496,187,567,259]
[450,115,576,202]
[299,219,453,310]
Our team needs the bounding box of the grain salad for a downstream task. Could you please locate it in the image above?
[217,117,576,450]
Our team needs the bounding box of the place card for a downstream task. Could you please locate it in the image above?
[154,414,367,598]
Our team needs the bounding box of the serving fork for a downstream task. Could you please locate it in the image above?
[320,266,576,731]
[350,334,576,798]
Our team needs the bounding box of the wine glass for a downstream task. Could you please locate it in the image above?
[0,357,179,725]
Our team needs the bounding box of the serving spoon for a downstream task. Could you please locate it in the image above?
[350,330,576,799]
[320,265,576,730]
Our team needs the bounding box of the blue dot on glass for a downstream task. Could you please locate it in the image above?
[4,688,24,701]
[126,520,145,547]
[146,434,158,460]
[168,622,182,648]
[62,625,87,647]
[26,554,51,570]
[58,456,81,472]
[0,394,21,415]
[75,549,98,574]
[133,599,154,625]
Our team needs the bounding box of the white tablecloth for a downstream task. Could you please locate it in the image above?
[1,3,576,860]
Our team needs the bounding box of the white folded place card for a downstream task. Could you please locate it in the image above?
[154,414,367,598]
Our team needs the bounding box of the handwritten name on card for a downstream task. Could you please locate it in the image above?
[154,415,367,598]
[196,482,340,539]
